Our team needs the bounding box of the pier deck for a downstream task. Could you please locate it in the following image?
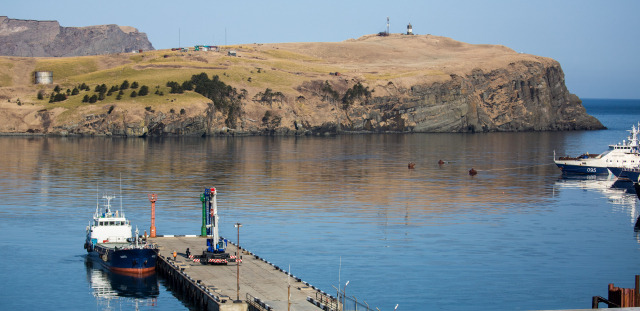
[151,236,330,311]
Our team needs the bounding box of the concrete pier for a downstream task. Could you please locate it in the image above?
[151,236,336,311]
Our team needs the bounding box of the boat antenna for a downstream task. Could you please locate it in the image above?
[95,182,99,216]
[119,174,123,215]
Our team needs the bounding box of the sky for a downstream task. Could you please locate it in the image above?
[5,0,640,99]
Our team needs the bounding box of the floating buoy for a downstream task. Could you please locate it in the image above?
[438,159,445,165]
[469,168,477,176]
[408,162,415,169]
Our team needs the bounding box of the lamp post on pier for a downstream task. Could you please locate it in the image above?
[234,222,242,302]
[343,280,349,311]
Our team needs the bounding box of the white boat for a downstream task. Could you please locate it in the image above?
[84,194,157,275]
[554,123,640,174]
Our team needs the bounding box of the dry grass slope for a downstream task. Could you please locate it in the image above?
[0,33,561,134]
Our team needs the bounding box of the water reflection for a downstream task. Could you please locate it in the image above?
[3,130,640,310]
[554,174,638,224]
[85,256,158,309]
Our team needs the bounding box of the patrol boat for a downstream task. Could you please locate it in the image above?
[554,123,640,175]
[84,194,157,275]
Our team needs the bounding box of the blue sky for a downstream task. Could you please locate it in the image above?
[5,0,640,99]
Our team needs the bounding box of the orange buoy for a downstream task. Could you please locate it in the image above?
[408,162,415,169]
[469,168,477,176]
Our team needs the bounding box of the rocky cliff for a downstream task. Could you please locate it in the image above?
[0,16,154,57]
[333,61,600,133]
[0,33,603,136]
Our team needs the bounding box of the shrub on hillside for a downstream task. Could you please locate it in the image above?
[167,81,183,94]
[138,85,149,96]
[50,93,66,103]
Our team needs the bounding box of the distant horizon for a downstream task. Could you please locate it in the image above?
[581,97,640,101]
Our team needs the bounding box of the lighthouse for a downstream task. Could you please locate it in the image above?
[407,23,413,35]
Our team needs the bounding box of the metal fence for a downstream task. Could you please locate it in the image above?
[342,294,377,311]
[316,290,378,311]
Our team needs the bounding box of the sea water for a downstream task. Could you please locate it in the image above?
[0,98,639,310]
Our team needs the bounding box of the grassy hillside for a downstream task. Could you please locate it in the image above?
[0,34,558,134]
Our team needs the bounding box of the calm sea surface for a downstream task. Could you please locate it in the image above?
[1,98,640,310]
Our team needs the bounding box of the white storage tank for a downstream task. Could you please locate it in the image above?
[34,71,53,84]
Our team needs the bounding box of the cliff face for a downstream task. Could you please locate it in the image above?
[0,16,154,57]
[330,61,602,133]
[0,33,603,136]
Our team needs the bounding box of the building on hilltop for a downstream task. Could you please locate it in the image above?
[34,71,53,84]
[407,23,413,35]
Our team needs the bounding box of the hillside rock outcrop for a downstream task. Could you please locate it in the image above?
[0,16,154,57]
[327,61,602,133]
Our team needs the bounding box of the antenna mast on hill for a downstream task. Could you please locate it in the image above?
[386,17,390,35]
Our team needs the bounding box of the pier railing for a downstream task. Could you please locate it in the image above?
[342,294,376,311]
[246,292,273,311]
[315,290,377,311]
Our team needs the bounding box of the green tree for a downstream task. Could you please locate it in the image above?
[50,93,66,102]
[71,87,79,95]
[166,81,183,94]
[120,80,130,90]
[82,95,89,103]
[342,82,371,110]
[37,90,44,100]
[130,90,137,97]
[131,81,139,89]
[53,85,61,93]
[182,80,193,91]
[89,95,98,103]
[138,85,149,96]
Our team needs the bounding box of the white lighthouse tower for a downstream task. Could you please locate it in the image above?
[407,23,413,35]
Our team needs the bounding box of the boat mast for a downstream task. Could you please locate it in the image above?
[119,175,124,216]
[95,182,99,217]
